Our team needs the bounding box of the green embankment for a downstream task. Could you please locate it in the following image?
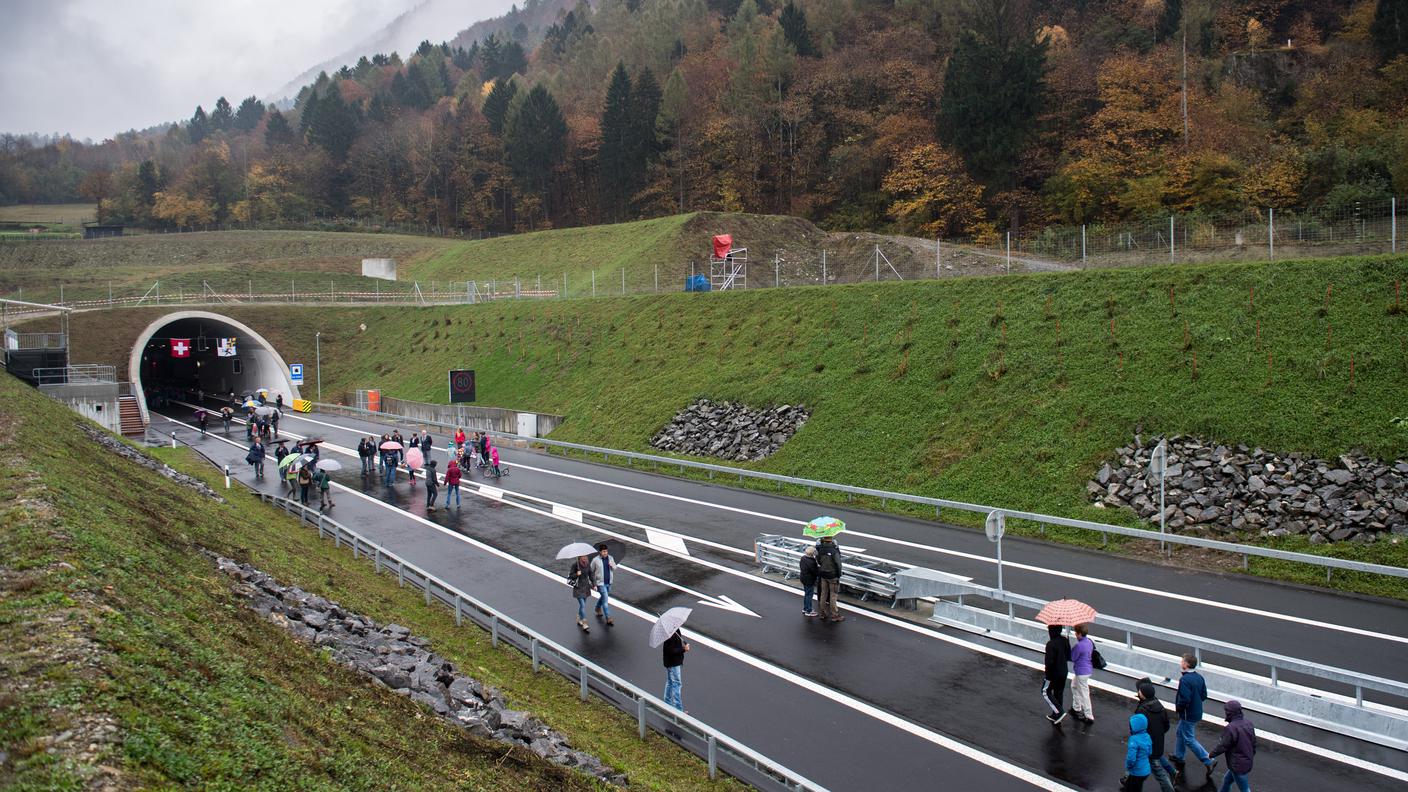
[49,254,1408,595]
[0,230,452,303]
[408,212,831,296]
[0,373,736,790]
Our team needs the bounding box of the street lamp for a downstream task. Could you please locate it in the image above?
[315,331,321,401]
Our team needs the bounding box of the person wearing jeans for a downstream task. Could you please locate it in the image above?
[799,546,820,616]
[443,460,462,506]
[1174,654,1217,785]
[662,629,689,711]
[1209,700,1255,792]
[591,543,617,626]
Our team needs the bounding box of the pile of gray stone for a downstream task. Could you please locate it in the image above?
[650,399,809,461]
[1090,436,1408,544]
[83,424,225,503]
[212,556,626,785]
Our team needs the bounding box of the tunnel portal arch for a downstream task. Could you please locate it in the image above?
[129,311,301,422]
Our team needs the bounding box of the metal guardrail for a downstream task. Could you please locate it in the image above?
[755,535,902,602]
[310,401,1408,584]
[946,582,1408,707]
[30,364,115,385]
[256,492,828,792]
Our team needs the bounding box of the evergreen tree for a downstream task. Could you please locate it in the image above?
[264,109,296,146]
[307,87,359,160]
[936,1,1046,190]
[482,78,519,135]
[498,41,528,80]
[188,106,210,143]
[367,93,393,123]
[599,63,636,218]
[504,84,568,198]
[479,35,503,79]
[211,97,235,131]
[779,2,816,57]
[1375,0,1408,60]
[417,39,435,57]
[136,159,162,206]
[1155,0,1183,43]
[234,96,265,131]
[355,55,374,77]
[298,88,319,137]
[632,68,663,166]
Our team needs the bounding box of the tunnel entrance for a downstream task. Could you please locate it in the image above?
[129,311,300,419]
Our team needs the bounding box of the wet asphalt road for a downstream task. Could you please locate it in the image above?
[160,404,1408,791]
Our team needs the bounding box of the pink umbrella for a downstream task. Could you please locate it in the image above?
[379,441,402,451]
[404,447,424,470]
[1035,599,1098,627]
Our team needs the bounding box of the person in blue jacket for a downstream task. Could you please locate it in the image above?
[1173,653,1217,785]
[1123,712,1152,791]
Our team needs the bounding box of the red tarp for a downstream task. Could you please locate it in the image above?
[712,234,733,259]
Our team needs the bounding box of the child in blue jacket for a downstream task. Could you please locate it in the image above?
[1124,712,1152,791]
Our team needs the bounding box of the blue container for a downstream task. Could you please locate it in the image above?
[684,274,711,292]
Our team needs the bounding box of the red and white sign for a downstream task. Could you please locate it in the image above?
[170,338,191,358]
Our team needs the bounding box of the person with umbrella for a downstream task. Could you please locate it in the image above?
[568,551,595,632]
[283,453,300,493]
[799,546,820,617]
[1071,623,1096,723]
[196,408,209,436]
[297,463,313,506]
[313,463,334,510]
[806,517,846,622]
[220,406,234,433]
[590,542,617,627]
[1036,599,1096,726]
[270,407,280,439]
[381,439,401,487]
[650,607,692,712]
[246,437,266,478]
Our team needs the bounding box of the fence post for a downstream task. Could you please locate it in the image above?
[654,264,659,293]
[1393,197,1398,253]
[592,271,596,297]
[563,272,567,299]
[822,250,827,284]
[936,237,941,277]
[774,253,779,287]
[874,246,880,281]
[1005,232,1011,274]
[1081,224,1087,264]
[1169,216,1175,262]
[621,268,625,295]
[1268,208,1275,260]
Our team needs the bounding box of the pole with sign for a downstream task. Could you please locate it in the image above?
[985,510,1006,593]
[1150,439,1168,552]
[289,363,304,385]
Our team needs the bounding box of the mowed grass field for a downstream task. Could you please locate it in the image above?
[0,229,454,303]
[0,203,96,225]
[52,253,1408,595]
[0,363,738,791]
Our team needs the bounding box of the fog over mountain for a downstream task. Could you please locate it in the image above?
[0,0,511,140]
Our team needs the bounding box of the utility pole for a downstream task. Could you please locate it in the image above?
[1181,22,1190,148]
[315,331,321,401]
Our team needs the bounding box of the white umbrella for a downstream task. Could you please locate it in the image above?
[649,607,692,648]
[556,542,599,560]
[315,459,343,471]
[254,405,277,417]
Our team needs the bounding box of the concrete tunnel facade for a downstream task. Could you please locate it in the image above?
[128,310,301,421]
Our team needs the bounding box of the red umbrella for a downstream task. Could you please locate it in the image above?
[1035,599,1098,626]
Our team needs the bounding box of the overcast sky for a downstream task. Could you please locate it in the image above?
[0,0,509,141]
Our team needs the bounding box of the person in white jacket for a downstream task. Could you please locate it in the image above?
[590,543,617,627]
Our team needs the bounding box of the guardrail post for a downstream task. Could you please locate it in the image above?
[374,546,382,572]
[352,536,359,559]
[707,734,717,779]
[492,615,500,647]
[531,638,540,672]
[1356,685,1363,707]
[454,594,463,625]
[1125,630,1133,650]
[580,666,589,701]
[423,576,432,605]
[1270,666,1278,687]
[397,561,405,587]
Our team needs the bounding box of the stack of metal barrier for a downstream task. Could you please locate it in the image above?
[754,534,905,602]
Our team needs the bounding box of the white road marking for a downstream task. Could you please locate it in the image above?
[552,504,584,523]
[616,565,759,617]
[645,528,690,555]
[160,412,1408,783]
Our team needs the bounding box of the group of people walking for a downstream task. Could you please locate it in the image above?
[351,427,501,507]
[1043,625,1258,792]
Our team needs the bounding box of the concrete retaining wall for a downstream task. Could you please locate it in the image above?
[361,258,397,281]
[40,382,122,434]
[379,396,563,437]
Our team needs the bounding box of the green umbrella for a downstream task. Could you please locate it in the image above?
[803,516,846,539]
[277,453,303,470]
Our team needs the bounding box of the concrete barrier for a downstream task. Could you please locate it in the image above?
[368,395,563,438]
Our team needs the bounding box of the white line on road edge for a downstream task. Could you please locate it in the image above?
[163,413,1408,783]
[158,416,1073,789]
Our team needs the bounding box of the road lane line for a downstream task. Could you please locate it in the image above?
[159,413,1408,783]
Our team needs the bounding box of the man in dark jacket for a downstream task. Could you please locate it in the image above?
[1135,679,1175,792]
[662,630,689,711]
[1042,624,1071,724]
[1173,654,1216,784]
[815,536,844,622]
[799,546,820,617]
[1208,700,1255,792]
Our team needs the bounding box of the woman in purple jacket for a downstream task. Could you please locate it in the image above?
[1070,623,1095,723]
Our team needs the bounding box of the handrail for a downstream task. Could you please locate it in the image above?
[952,583,1408,704]
[164,430,826,791]
[310,401,1408,583]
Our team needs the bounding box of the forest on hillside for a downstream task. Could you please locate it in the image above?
[3,0,1408,239]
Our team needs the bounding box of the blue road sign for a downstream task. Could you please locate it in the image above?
[290,363,304,384]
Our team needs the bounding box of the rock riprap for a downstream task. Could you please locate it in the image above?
[650,399,809,461]
[1090,436,1408,544]
[212,556,626,786]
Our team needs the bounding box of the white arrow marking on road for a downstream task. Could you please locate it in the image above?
[644,527,690,556]
[617,564,760,617]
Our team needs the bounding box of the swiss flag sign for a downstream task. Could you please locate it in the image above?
[170,338,192,358]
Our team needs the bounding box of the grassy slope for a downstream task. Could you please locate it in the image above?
[408,212,838,296]
[0,374,736,791]
[48,254,1408,594]
[0,230,452,303]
